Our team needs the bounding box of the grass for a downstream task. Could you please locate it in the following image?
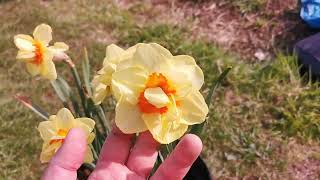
[229,0,266,13]
[185,0,267,13]
[1,0,320,179]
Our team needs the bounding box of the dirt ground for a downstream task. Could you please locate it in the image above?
[118,0,318,61]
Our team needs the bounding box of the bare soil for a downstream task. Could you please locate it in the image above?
[118,0,318,61]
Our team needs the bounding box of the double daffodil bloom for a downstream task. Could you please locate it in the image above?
[92,44,138,104]
[111,43,208,144]
[38,108,95,163]
[14,24,69,80]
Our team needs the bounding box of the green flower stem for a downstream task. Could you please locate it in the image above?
[94,127,104,153]
[190,66,232,136]
[89,144,99,162]
[70,94,82,117]
[96,105,110,133]
[64,58,90,117]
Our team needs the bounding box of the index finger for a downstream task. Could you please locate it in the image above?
[151,134,202,180]
[95,125,133,167]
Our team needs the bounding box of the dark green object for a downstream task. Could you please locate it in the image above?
[190,67,232,135]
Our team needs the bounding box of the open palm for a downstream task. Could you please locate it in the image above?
[41,127,202,180]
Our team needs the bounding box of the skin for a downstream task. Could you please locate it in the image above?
[41,127,203,180]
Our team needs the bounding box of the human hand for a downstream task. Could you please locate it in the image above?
[41,127,202,180]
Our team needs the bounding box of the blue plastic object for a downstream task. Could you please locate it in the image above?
[301,0,320,28]
[295,33,320,75]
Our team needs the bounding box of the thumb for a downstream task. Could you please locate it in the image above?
[41,128,87,180]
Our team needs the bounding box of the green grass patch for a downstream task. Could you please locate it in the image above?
[229,0,266,13]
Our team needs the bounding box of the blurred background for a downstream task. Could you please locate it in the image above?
[1,0,320,179]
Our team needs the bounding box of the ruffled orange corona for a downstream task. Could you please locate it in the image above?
[111,43,208,144]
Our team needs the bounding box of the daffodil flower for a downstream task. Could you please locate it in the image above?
[14,24,69,80]
[38,108,95,163]
[92,44,138,104]
[111,43,209,144]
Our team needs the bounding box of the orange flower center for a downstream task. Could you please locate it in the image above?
[138,73,177,114]
[49,129,68,145]
[31,40,44,65]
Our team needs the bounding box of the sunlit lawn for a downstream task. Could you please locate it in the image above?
[1,0,319,179]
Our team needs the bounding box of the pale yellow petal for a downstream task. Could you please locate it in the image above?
[93,63,116,85]
[54,108,75,130]
[84,147,94,163]
[132,43,169,72]
[38,121,56,141]
[165,95,180,123]
[26,63,40,76]
[92,83,109,105]
[40,51,56,80]
[16,50,35,61]
[97,63,117,76]
[163,70,193,99]
[149,43,172,58]
[142,113,188,144]
[77,118,95,130]
[179,90,208,125]
[40,152,52,163]
[111,67,148,103]
[114,44,139,70]
[14,34,35,51]
[144,87,169,108]
[33,24,52,45]
[40,142,61,163]
[103,44,125,65]
[171,55,204,90]
[91,64,116,105]
[115,97,148,134]
[74,121,92,136]
[49,42,69,53]
[87,132,95,144]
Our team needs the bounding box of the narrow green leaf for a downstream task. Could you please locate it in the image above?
[205,67,232,107]
[149,153,162,177]
[82,48,92,96]
[96,105,110,134]
[190,67,232,135]
[87,98,109,135]
[50,76,74,108]
[14,95,49,120]
[70,65,89,117]
[89,144,99,162]
[51,78,68,105]
[51,76,82,117]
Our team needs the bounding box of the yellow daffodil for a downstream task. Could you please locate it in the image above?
[111,43,209,144]
[13,24,69,80]
[92,44,138,104]
[37,108,95,163]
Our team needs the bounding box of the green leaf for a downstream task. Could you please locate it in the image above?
[51,76,82,116]
[149,153,162,177]
[86,98,110,135]
[190,67,232,135]
[82,48,92,96]
[205,66,232,107]
[14,95,49,120]
[50,76,71,107]
[70,64,89,117]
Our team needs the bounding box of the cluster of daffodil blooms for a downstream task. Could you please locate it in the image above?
[92,43,209,144]
[14,24,227,167]
[14,24,97,163]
